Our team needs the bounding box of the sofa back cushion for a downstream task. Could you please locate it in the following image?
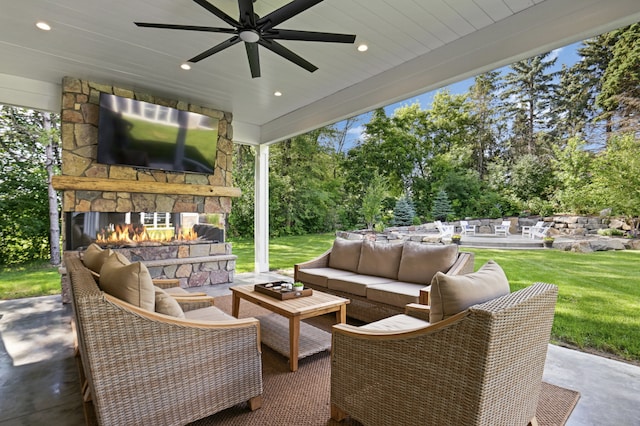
[328,238,363,272]
[357,241,404,279]
[429,260,510,323]
[397,242,459,284]
[99,253,155,311]
[82,243,113,273]
[154,286,185,318]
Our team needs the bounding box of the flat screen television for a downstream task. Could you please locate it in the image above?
[97,93,218,174]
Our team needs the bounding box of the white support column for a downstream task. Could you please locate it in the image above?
[254,144,269,272]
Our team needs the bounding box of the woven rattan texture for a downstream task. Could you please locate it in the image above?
[66,252,263,426]
[331,283,558,426]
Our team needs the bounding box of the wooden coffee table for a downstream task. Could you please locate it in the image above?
[230,284,349,371]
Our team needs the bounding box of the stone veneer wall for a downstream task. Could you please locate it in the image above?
[112,243,236,288]
[59,76,234,214]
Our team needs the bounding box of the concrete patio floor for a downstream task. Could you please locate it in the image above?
[1,272,639,425]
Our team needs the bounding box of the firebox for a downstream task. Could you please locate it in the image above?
[65,212,224,250]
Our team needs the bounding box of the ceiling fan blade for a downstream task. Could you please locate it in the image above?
[189,36,241,63]
[135,22,236,34]
[238,0,256,27]
[258,39,318,73]
[245,42,261,78]
[258,0,324,31]
[263,29,356,43]
[192,0,240,28]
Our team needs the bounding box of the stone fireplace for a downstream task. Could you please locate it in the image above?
[55,77,240,302]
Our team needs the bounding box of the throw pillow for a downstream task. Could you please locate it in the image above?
[397,242,458,284]
[99,253,155,311]
[328,238,363,272]
[82,243,113,273]
[154,286,185,318]
[357,240,404,279]
[429,260,510,323]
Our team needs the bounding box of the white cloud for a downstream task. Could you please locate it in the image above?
[548,47,563,62]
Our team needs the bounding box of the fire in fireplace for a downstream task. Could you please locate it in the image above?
[65,212,224,250]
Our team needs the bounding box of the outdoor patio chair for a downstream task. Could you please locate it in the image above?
[435,220,455,238]
[331,282,558,426]
[532,224,551,239]
[522,221,544,238]
[460,220,476,236]
[494,220,511,236]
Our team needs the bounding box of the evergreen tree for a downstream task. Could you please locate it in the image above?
[501,52,559,157]
[361,172,389,230]
[392,195,416,226]
[431,190,454,221]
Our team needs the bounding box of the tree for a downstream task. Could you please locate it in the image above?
[361,172,388,230]
[597,24,640,135]
[392,195,416,226]
[501,52,559,156]
[430,190,454,221]
[587,134,640,232]
[0,106,60,265]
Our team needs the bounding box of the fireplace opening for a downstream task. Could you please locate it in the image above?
[65,212,224,250]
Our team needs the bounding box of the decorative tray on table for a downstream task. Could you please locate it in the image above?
[254,281,313,300]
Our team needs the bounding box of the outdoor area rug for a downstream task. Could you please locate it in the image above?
[189,295,580,426]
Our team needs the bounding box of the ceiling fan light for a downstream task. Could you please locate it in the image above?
[239,30,260,43]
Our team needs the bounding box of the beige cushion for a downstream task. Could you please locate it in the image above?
[360,314,429,331]
[296,268,357,288]
[82,243,113,273]
[99,253,155,311]
[357,241,403,279]
[328,238,363,272]
[183,306,236,321]
[429,260,510,323]
[397,242,459,284]
[154,286,185,318]
[328,274,395,297]
[366,282,425,308]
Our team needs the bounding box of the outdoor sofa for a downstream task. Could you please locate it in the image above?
[294,238,474,322]
[65,248,263,426]
[331,260,558,425]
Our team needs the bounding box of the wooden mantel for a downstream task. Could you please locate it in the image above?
[52,176,241,198]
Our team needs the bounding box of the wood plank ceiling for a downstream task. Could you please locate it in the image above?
[1,0,639,144]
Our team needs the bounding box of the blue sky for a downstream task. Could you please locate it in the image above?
[342,41,583,148]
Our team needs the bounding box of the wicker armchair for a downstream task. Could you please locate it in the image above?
[331,283,558,426]
[65,252,263,426]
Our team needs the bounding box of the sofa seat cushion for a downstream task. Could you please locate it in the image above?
[430,260,510,323]
[99,253,155,311]
[296,268,357,288]
[357,241,404,280]
[366,282,426,308]
[184,306,236,321]
[397,242,459,284]
[154,286,185,318]
[360,314,429,331]
[82,243,113,274]
[328,274,395,297]
[328,238,363,272]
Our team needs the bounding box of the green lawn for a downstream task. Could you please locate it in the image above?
[2,235,639,363]
[0,261,61,299]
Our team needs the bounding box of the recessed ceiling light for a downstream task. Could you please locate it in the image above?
[274,91,282,97]
[357,44,368,52]
[36,21,51,31]
[180,63,191,70]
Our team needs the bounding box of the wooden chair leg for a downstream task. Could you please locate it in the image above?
[248,395,263,411]
[331,403,348,422]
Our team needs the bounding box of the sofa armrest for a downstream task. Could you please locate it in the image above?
[176,296,216,311]
[294,248,332,279]
[446,251,475,275]
[405,303,431,321]
[152,278,181,289]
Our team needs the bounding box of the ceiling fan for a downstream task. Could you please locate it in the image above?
[135,0,356,78]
